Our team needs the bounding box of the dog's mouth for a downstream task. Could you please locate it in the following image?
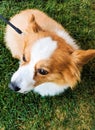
[23,91,29,94]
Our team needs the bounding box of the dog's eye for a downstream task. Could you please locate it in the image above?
[22,54,27,62]
[37,68,49,75]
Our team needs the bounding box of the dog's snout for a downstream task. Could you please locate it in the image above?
[9,82,21,91]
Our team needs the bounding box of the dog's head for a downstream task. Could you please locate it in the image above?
[9,15,95,96]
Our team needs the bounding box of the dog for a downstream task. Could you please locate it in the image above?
[5,9,95,96]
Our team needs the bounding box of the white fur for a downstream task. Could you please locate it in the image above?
[34,82,68,96]
[11,37,58,95]
[56,30,79,49]
[31,37,57,63]
[11,64,35,93]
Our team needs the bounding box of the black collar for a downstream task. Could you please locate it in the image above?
[0,14,23,34]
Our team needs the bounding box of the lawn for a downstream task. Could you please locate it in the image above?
[0,0,95,130]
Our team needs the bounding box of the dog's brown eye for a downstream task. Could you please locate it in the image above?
[37,68,48,75]
[22,54,27,62]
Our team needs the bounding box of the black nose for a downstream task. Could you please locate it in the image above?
[9,82,21,91]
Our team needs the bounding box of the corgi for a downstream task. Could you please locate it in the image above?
[5,9,95,96]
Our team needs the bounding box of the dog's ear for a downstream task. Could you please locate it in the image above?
[30,14,35,22]
[63,49,95,88]
[72,49,95,67]
[28,14,43,33]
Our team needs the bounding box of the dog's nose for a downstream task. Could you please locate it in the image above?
[9,82,21,91]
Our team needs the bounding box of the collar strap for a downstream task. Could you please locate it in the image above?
[0,14,23,34]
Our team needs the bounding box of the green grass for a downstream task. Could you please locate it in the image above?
[0,0,95,129]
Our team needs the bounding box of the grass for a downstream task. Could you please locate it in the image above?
[0,0,95,129]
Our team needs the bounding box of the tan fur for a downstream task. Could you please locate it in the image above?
[5,9,64,59]
[5,9,95,89]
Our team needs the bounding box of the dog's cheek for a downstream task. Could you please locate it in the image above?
[33,73,66,87]
[33,75,48,87]
[47,73,67,85]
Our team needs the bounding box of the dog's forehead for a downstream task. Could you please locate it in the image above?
[30,37,57,63]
